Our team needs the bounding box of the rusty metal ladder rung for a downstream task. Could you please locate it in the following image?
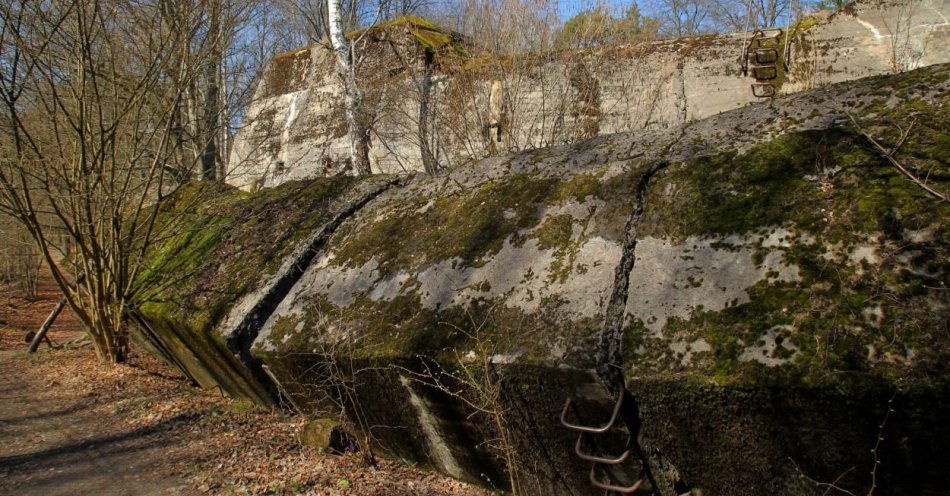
[591,464,644,494]
[740,28,785,98]
[575,434,630,465]
[560,385,625,433]
[754,47,778,64]
[561,385,644,494]
[751,82,776,98]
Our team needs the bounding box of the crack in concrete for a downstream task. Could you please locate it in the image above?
[595,159,669,391]
[593,158,685,496]
[221,177,401,402]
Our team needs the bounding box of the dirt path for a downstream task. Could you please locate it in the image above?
[0,275,489,496]
[0,350,197,495]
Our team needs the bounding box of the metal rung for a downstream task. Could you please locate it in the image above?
[590,465,644,494]
[752,66,777,80]
[755,49,778,64]
[751,83,775,98]
[560,386,625,434]
[575,434,631,465]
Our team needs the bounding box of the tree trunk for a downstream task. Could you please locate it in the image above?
[418,50,439,175]
[160,0,187,182]
[219,56,229,180]
[97,312,128,364]
[201,1,220,181]
[28,297,65,353]
[327,0,372,175]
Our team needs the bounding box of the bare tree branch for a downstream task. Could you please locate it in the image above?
[847,112,949,203]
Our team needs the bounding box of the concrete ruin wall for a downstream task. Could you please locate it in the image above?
[226,0,950,191]
[142,62,950,495]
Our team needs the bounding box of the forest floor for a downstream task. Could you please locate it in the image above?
[0,276,489,496]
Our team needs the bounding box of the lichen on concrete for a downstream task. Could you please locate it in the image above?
[136,176,373,401]
[145,62,950,496]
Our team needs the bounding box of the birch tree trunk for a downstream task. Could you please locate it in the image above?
[327,0,372,175]
[418,50,439,175]
[202,0,221,181]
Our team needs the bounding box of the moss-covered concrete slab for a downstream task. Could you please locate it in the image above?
[137,176,397,404]
[148,64,948,495]
[248,65,948,494]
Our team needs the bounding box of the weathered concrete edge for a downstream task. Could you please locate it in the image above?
[216,175,404,403]
[129,177,403,405]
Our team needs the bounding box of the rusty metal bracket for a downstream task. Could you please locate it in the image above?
[574,434,631,465]
[589,464,644,494]
[751,66,778,80]
[560,385,625,434]
[561,386,648,493]
[751,83,776,98]
[754,47,778,65]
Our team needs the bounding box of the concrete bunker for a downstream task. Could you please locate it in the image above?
[139,59,950,495]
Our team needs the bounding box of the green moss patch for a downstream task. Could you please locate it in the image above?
[642,111,948,244]
[627,92,949,388]
[331,173,563,276]
[350,16,471,63]
[139,177,358,333]
[134,177,365,402]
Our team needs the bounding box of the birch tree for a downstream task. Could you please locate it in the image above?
[328,0,372,175]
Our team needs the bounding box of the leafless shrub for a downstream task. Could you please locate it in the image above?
[0,218,41,300]
[882,0,927,74]
[274,314,389,467]
[0,0,236,362]
[396,308,522,492]
[282,304,524,490]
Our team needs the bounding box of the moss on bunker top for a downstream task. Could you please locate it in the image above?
[262,68,948,390]
[351,16,470,58]
[328,167,633,279]
[641,78,949,243]
[628,90,949,389]
[259,16,470,99]
[137,176,358,338]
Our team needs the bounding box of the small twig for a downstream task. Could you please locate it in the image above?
[210,384,227,398]
[868,393,897,496]
[826,467,857,496]
[789,458,858,496]
[889,118,917,154]
[847,112,948,202]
